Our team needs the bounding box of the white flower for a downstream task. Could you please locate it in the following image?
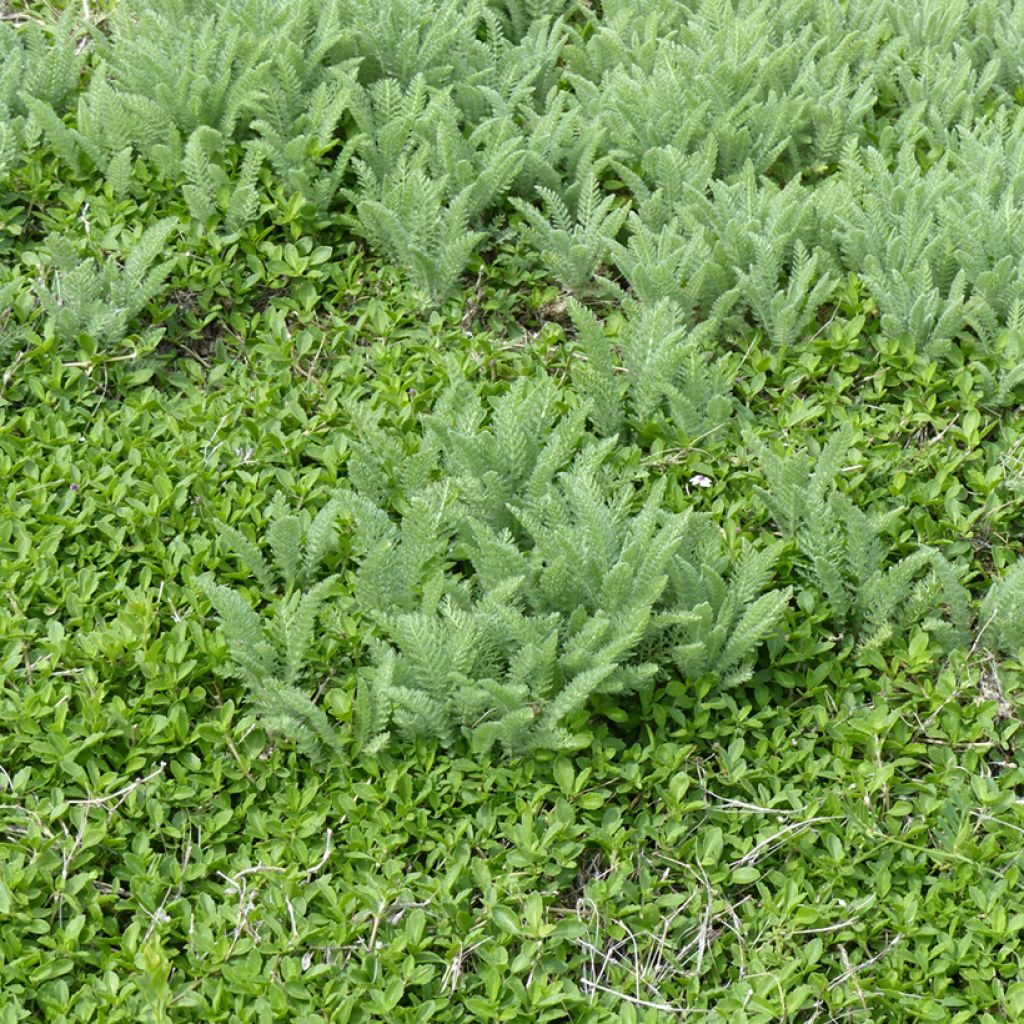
[689,474,713,489]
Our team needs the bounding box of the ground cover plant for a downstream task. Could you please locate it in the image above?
[4,0,1024,1020]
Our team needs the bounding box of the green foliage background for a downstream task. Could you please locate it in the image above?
[3,0,1024,1020]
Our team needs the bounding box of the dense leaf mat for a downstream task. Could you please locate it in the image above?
[3,0,1024,1020]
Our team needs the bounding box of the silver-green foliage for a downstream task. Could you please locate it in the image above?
[980,562,1024,659]
[182,129,267,233]
[352,424,790,755]
[19,0,1024,353]
[0,15,82,175]
[199,495,347,760]
[822,116,1024,354]
[610,162,833,345]
[754,426,969,649]
[29,0,354,193]
[349,159,488,306]
[568,299,733,442]
[510,152,630,294]
[565,0,885,181]
[205,380,790,758]
[34,219,179,355]
[975,304,1024,408]
[343,76,527,303]
[423,376,587,536]
[346,379,787,753]
[93,0,346,140]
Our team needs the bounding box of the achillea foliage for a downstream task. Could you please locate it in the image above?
[35,219,179,356]
[754,426,969,650]
[202,380,791,757]
[199,494,347,761]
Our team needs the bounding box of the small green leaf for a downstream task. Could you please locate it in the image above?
[491,906,520,935]
[699,826,724,866]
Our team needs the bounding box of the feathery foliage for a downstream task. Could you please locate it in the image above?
[568,298,734,443]
[34,219,179,357]
[510,150,629,294]
[203,380,789,756]
[0,14,82,175]
[980,562,1024,659]
[199,496,346,759]
[354,450,789,754]
[754,427,968,648]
